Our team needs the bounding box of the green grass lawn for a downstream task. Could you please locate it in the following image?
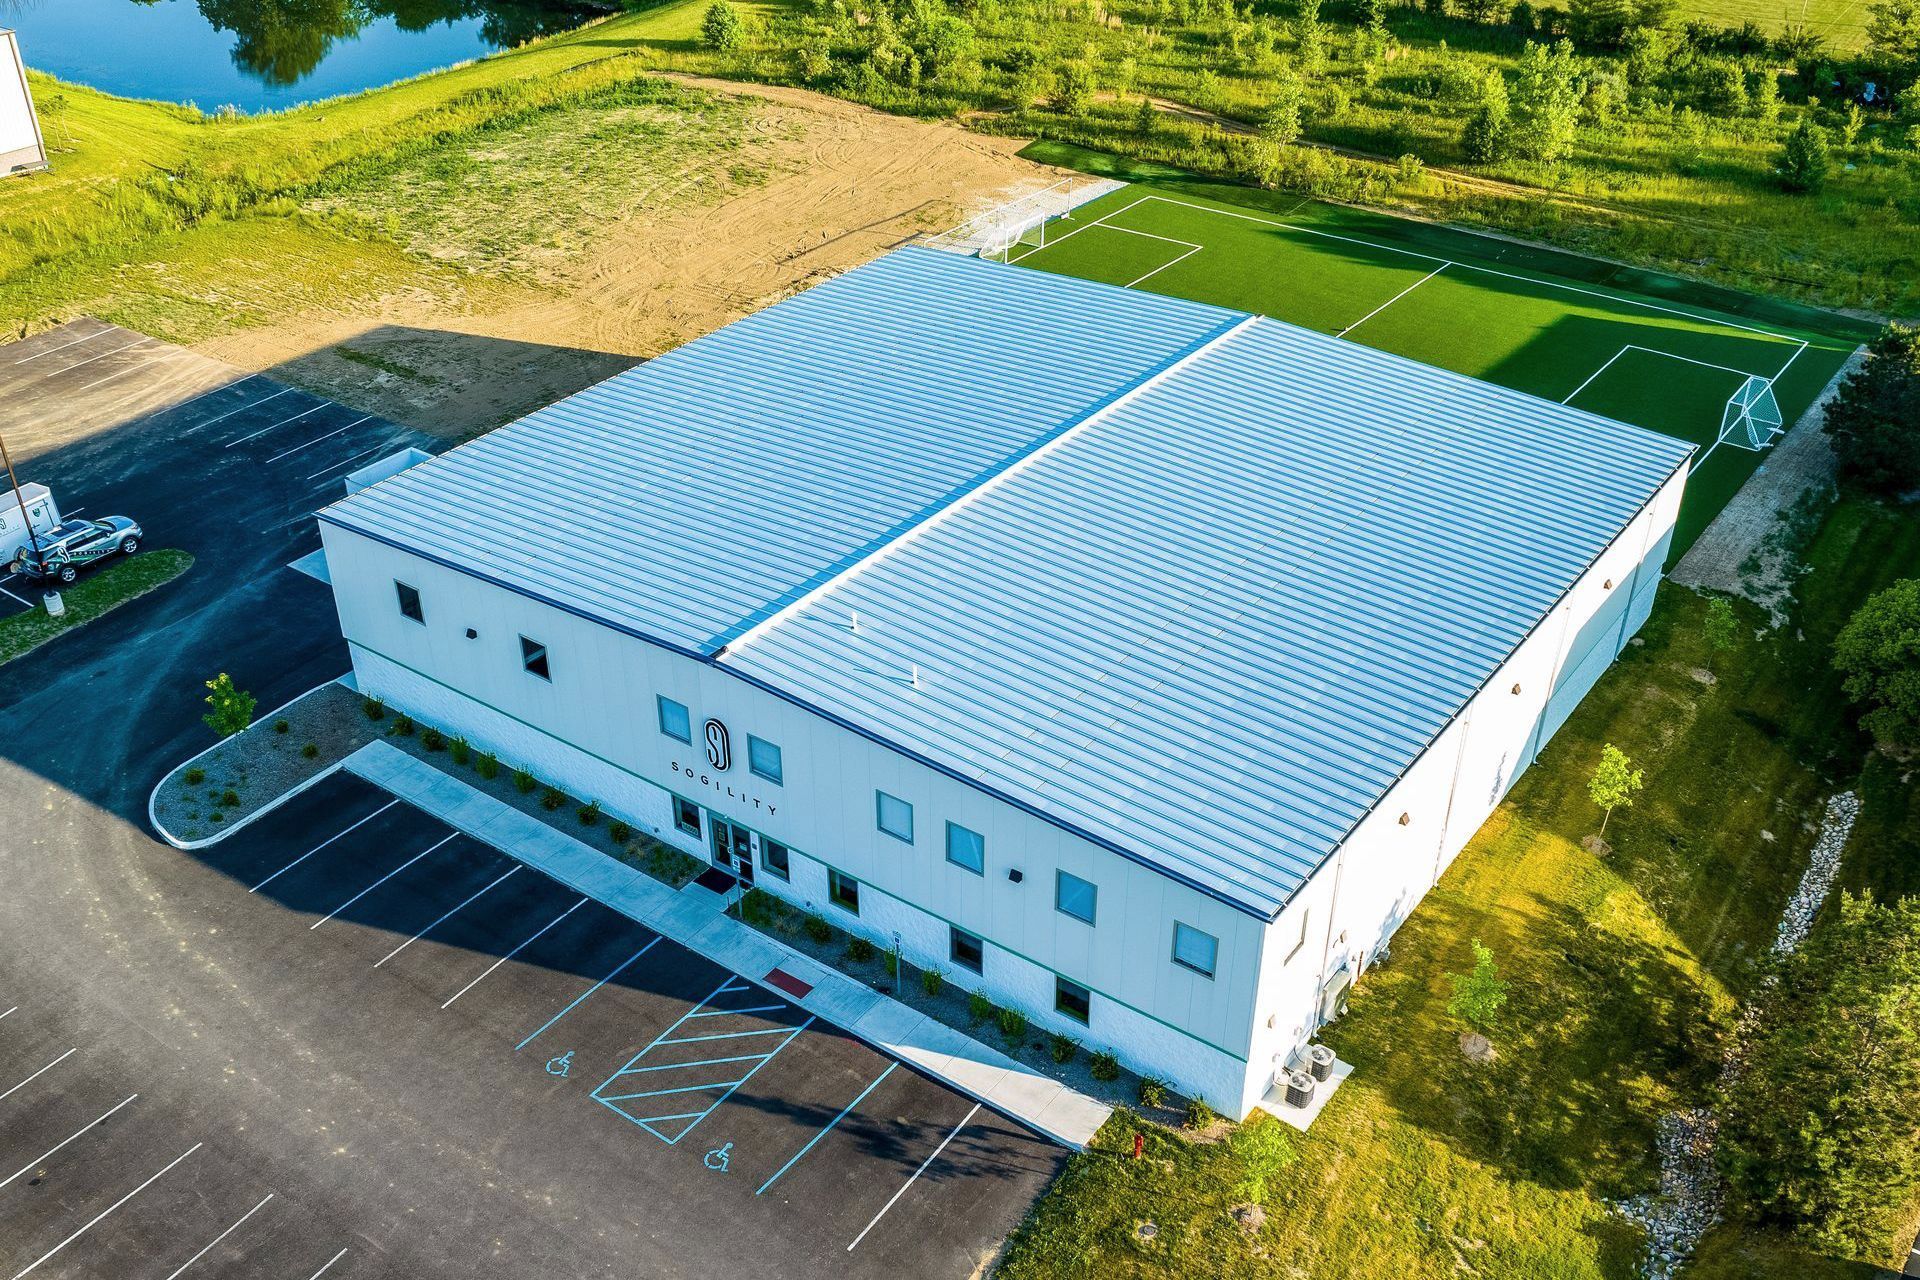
[0,549,193,666]
[997,179,1862,558]
[1001,489,1920,1279]
[1671,0,1873,46]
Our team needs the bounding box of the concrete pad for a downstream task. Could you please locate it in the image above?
[1262,1055,1354,1131]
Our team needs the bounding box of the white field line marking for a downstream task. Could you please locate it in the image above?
[1562,344,1632,404]
[249,800,399,893]
[8,1143,202,1279]
[41,338,153,380]
[309,833,456,930]
[1023,218,1205,288]
[1137,193,1803,343]
[1695,438,1724,467]
[303,442,390,482]
[263,421,359,466]
[1338,263,1450,338]
[4,327,110,366]
[1770,339,1810,385]
[161,1192,274,1280]
[0,1094,138,1190]
[373,865,519,967]
[441,899,585,1009]
[1125,243,1203,289]
[0,1048,77,1102]
[1623,344,1757,378]
[847,1102,981,1251]
[183,386,290,435]
[225,402,324,448]
[304,1248,349,1280]
[1003,194,1155,264]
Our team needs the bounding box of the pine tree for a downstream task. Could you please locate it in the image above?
[1779,116,1831,192]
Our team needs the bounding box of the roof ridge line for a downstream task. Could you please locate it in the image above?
[704,308,1260,659]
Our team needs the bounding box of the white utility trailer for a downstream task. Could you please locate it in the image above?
[2,482,61,567]
[0,30,48,178]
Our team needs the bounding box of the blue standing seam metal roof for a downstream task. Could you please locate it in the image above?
[322,245,1693,919]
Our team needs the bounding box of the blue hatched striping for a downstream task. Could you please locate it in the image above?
[590,978,814,1145]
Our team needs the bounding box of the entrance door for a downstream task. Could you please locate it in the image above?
[709,817,753,882]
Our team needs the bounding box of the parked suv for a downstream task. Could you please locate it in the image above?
[7,516,143,585]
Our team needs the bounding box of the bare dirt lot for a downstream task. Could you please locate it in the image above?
[199,78,1063,441]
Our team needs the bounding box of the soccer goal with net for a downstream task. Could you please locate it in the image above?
[1718,374,1785,452]
[920,176,1122,261]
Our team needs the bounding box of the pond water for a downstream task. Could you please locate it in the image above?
[0,0,605,113]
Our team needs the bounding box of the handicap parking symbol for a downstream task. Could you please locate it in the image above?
[545,1050,574,1078]
[704,1142,733,1173]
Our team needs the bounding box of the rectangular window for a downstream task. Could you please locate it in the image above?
[395,581,423,624]
[876,791,913,844]
[949,925,984,974]
[1172,922,1219,978]
[1055,870,1097,925]
[657,696,691,744]
[828,869,860,915]
[1054,976,1091,1025]
[945,822,985,876]
[673,797,701,838]
[761,838,791,881]
[747,735,783,785]
[520,636,550,681]
[1286,908,1310,963]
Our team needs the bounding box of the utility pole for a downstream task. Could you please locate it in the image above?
[0,427,42,560]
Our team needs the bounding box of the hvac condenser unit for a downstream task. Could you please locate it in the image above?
[0,30,48,178]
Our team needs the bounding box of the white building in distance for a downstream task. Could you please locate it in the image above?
[319,247,1692,1119]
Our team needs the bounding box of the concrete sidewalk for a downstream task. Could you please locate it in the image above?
[345,740,1112,1150]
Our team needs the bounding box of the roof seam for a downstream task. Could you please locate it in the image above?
[704,309,1261,659]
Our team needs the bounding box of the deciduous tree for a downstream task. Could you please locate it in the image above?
[202,673,256,739]
[1833,578,1920,752]
[1587,742,1643,834]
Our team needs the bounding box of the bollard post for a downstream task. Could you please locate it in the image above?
[1132,1132,1144,1160]
[42,590,64,618]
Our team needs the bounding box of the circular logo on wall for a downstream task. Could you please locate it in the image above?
[704,718,731,771]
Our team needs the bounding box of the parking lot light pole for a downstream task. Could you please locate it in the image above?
[0,427,43,559]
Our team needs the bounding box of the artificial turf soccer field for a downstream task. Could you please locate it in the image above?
[993,182,1862,558]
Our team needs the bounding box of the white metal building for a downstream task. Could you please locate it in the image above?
[0,32,48,178]
[318,247,1692,1118]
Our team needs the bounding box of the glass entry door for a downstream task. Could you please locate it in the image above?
[710,816,754,885]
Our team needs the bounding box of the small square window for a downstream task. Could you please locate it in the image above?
[1055,976,1091,1025]
[520,636,550,681]
[673,797,701,838]
[828,869,860,915]
[658,696,691,743]
[945,822,985,875]
[395,581,423,624]
[876,791,913,844]
[1055,870,1097,925]
[748,735,783,785]
[949,925,984,974]
[761,838,791,881]
[1172,922,1218,979]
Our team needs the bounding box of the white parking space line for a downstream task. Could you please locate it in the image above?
[8,1142,202,1280]
[43,338,155,381]
[0,1007,14,1021]
[440,899,585,1009]
[4,327,110,367]
[514,938,659,1051]
[846,1102,980,1252]
[184,386,291,435]
[226,403,325,449]
[263,417,369,466]
[305,1247,349,1280]
[0,1094,139,1191]
[0,1047,77,1102]
[249,800,399,893]
[160,1191,274,1280]
[157,374,265,422]
[308,833,457,931]
[0,584,31,609]
[372,865,519,968]
[303,442,390,482]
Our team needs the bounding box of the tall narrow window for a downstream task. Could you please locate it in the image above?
[828,869,861,915]
[1172,922,1218,979]
[876,791,913,844]
[1054,976,1091,1025]
[658,696,691,744]
[761,839,791,881]
[1055,871,1097,925]
[395,581,423,624]
[748,735,783,785]
[945,822,985,876]
[949,925,984,974]
[673,797,701,837]
[520,636,550,681]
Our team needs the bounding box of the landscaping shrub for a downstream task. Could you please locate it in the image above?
[997,1006,1027,1044]
[301,742,319,759]
[183,767,205,786]
[476,752,499,780]
[421,727,446,751]
[803,912,832,943]
[391,714,415,737]
[201,673,255,739]
[577,800,601,826]
[608,820,632,845]
[1185,1097,1219,1129]
[512,768,536,793]
[540,786,566,811]
[921,966,945,997]
[1090,1051,1121,1081]
[967,991,994,1025]
[450,736,470,765]
[739,887,777,929]
[1139,1075,1168,1107]
[273,718,290,734]
[847,935,876,962]
[210,811,224,823]
[220,789,240,807]
[1051,1034,1079,1065]
[362,696,386,721]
